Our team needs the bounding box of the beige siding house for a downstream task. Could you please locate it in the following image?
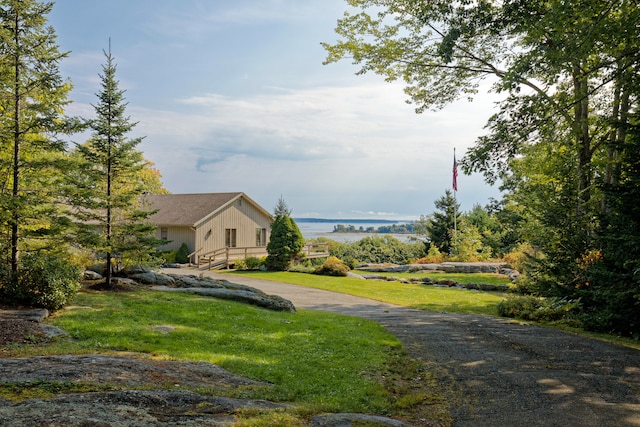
[145,192,273,265]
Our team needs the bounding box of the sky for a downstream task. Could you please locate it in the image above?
[49,0,503,220]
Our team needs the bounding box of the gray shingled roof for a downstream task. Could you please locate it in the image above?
[144,192,243,226]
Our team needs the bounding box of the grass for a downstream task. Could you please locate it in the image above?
[224,271,508,316]
[46,291,397,411]
[0,288,454,425]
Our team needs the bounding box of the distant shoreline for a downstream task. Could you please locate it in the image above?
[305,231,420,243]
[294,218,418,242]
[294,218,413,224]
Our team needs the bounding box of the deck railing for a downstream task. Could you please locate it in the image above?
[197,242,330,270]
[302,242,330,258]
[188,247,203,265]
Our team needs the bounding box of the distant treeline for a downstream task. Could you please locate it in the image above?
[333,223,415,234]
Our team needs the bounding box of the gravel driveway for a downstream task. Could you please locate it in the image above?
[179,270,640,427]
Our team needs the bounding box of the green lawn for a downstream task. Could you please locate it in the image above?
[224,271,507,316]
[32,290,401,415]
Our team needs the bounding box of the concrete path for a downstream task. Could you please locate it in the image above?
[165,269,640,427]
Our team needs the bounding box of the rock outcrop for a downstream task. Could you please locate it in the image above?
[155,273,296,312]
[83,267,297,313]
[357,262,508,274]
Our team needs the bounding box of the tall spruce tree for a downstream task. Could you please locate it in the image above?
[0,0,73,277]
[71,45,160,287]
[426,190,461,255]
[585,117,640,336]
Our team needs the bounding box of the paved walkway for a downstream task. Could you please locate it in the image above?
[165,269,640,427]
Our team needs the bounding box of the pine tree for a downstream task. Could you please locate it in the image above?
[0,0,74,277]
[70,45,161,287]
[265,197,303,271]
[584,118,640,335]
[426,190,461,255]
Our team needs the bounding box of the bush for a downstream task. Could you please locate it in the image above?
[175,243,190,264]
[0,253,81,311]
[329,235,425,265]
[234,257,265,271]
[416,243,445,264]
[288,258,325,273]
[497,295,582,324]
[233,259,247,270]
[502,242,533,272]
[289,263,316,273]
[245,256,263,270]
[159,250,177,264]
[314,256,350,277]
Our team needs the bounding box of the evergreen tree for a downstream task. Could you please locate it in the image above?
[266,197,304,271]
[70,45,161,286]
[0,0,74,277]
[426,190,461,255]
[273,195,291,217]
[584,117,640,336]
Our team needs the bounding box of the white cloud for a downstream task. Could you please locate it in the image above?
[121,79,502,218]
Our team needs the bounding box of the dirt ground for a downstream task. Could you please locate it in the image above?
[0,319,46,346]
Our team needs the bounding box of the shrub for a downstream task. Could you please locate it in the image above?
[314,256,350,277]
[175,243,190,264]
[329,235,425,265]
[288,258,325,273]
[497,295,582,324]
[245,256,263,270]
[233,259,247,270]
[0,253,81,311]
[417,243,445,264]
[234,257,265,271]
[289,263,316,273]
[159,250,177,264]
[502,242,534,272]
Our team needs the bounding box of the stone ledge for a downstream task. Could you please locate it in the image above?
[0,308,49,322]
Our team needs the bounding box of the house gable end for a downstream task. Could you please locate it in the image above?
[193,193,272,228]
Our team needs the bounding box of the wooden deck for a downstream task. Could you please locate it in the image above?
[196,242,330,270]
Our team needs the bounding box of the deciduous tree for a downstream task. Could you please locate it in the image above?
[324,0,640,335]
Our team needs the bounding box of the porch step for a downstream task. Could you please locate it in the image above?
[199,259,228,270]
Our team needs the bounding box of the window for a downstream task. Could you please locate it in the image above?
[160,227,168,240]
[225,228,237,247]
[256,228,266,246]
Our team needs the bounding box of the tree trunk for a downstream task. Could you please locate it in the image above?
[602,67,630,214]
[573,63,592,218]
[10,11,21,277]
[105,95,113,287]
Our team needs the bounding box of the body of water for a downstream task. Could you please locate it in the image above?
[294,218,420,243]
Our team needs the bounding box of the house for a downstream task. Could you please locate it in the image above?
[145,192,273,266]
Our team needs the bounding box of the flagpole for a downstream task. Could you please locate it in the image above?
[454,148,457,234]
[453,148,458,253]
